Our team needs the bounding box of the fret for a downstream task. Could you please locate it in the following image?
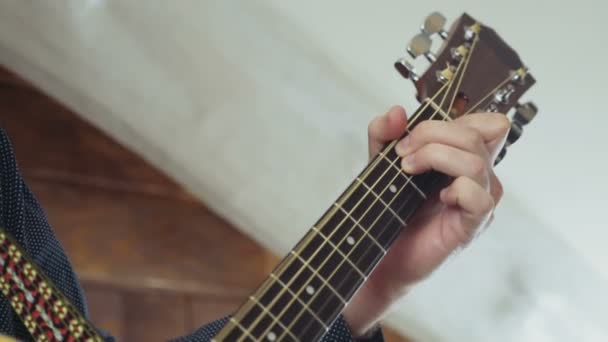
[273,254,341,341]
[269,273,326,326]
[354,177,405,226]
[332,203,387,253]
[296,228,368,293]
[277,256,335,312]
[290,250,346,304]
[247,295,296,339]
[248,300,298,341]
[360,150,402,203]
[399,171,451,221]
[408,100,451,130]
[319,205,379,256]
[311,227,366,279]
[225,318,255,341]
[378,152,428,199]
[257,268,328,332]
[338,187,402,250]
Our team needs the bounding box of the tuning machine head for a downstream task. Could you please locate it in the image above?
[422,12,448,39]
[394,58,419,81]
[507,101,538,146]
[407,33,437,63]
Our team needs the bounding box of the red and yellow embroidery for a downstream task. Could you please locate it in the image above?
[0,230,104,342]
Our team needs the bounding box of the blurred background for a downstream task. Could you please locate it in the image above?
[0,0,607,341]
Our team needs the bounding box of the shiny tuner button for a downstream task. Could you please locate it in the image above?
[422,11,448,39]
[507,102,538,146]
[513,102,538,125]
[407,33,432,58]
[394,58,419,81]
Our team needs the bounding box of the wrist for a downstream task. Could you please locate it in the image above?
[343,277,411,337]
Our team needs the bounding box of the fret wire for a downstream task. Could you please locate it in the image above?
[247,295,299,340]
[281,140,426,339]
[293,150,421,331]
[297,32,481,335]
[214,281,264,341]
[241,224,346,341]
[263,252,338,338]
[290,250,346,305]
[259,148,403,340]
[276,74,462,340]
[311,226,367,279]
[354,177,406,226]
[302,34,481,334]
[247,136,396,339]
[268,273,328,327]
[378,151,427,199]
[230,317,257,341]
[332,203,387,253]
[231,70,458,342]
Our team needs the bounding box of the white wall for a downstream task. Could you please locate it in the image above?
[0,0,606,340]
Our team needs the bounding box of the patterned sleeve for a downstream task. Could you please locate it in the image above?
[0,128,115,341]
[170,315,384,342]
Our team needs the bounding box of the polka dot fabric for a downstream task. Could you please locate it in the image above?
[0,128,383,342]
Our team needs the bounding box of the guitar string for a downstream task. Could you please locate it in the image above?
[243,50,467,341]
[236,80,455,342]
[229,32,480,342]
[227,26,491,342]
[288,33,479,338]
[218,79,449,342]
[463,74,513,115]
[447,36,479,117]
[294,34,481,336]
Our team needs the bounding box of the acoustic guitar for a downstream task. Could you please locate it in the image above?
[211,11,537,342]
[0,11,537,342]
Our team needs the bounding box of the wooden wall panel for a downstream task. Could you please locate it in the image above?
[30,179,267,296]
[83,283,126,341]
[0,66,411,341]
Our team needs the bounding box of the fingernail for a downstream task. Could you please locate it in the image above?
[401,154,416,173]
[395,136,411,156]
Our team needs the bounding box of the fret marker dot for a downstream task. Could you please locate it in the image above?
[389,184,397,193]
[306,285,315,295]
[346,236,355,245]
[267,332,276,341]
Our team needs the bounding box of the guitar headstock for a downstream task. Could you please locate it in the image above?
[395,12,538,163]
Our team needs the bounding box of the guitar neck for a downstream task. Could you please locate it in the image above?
[214,103,451,342]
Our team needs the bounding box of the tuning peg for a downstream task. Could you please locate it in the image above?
[506,102,537,146]
[436,64,456,84]
[507,121,523,145]
[494,146,507,165]
[494,84,516,104]
[422,12,448,39]
[511,67,529,85]
[407,33,437,63]
[394,58,419,81]
[512,102,538,126]
[408,33,432,58]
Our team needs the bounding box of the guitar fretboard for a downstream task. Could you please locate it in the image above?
[214,102,451,341]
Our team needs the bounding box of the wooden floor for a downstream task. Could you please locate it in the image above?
[0,66,408,341]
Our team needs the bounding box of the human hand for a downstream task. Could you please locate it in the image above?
[343,106,509,336]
